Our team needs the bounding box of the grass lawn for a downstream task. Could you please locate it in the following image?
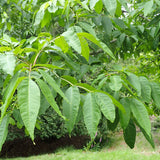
[3,148,159,160]
[1,130,160,160]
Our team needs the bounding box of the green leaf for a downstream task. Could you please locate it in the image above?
[121,78,135,95]
[119,98,131,130]
[78,35,90,61]
[138,25,144,33]
[137,123,155,148]
[3,34,11,44]
[119,33,126,45]
[107,108,120,131]
[58,53,80,72]
[95,92,115,123]
[41,10,51,28]
[96,90,125,112]
[48,0,58,13]
[34,2,50,26]
[113,18,126,29]
[150,82,160,108]
[0,77,3,88]
[18,78,40,140]
[13,109,24,126]
[77,32,115,59]
[38,93,50,115]
[35,78,64,119]
[33,64,64,70]
[109,75,122,91]
[125,37,131,49]
[0,52,16,76]
[78,22,96,38]
[0,115,9,151]
[115,0,122,17]
[76,83,96,92]
[123,119,136,149]
[98,77,108,89]
[62,27,81,54]
[89,0,99,10]
[118,0,129,12]
[155,0,160,6]
[34,8,45,26]
[94,0,103,14]
[150,27,156,38]
[14,63,29,73]
[1,74,25,120]
[102,16,112,37]
[143,0,153,17]
[38,70,68,102]
[3,73,17,102]
[83,93,101,139]
[103,0,117,16]
[99,42,115,59]
[62,86,80,134]
[38,32,52,38]
[130,98,151,137]
[127,72,141,96]
[91,73,105,86]
[55,36,69,53]
[0,47,12,52]
[139,76,151,103]
[61,75,77,86]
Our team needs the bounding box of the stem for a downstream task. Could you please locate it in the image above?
[33,38,56,66]
[76,85,92,92]
[33,49,43,66]
[17,58,30,66]
[61,77,74,86]
[29,64,32,79]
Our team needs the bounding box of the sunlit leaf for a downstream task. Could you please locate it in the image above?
[109,75,122,91]
[139,76,151,103]
[38,69,68,102]
[143,0,153,17]
[151,82,160,108]
[126,72,141,96]
[83,93,101,139]
[78,22,96,37]
[0,52,16,76]
[0,115,9,151]
[35,78,65,119]
[130,98,151,138]
[78,35,90,61]
[55,36,69,53]
[62,28,81,54]
[103,0,117,16]
[62,86,80,134]
[94,0,103,14]
[77,32,115,59]
[95,92,115,123]
[18,78,40,140]
[1,74,25,119]
[89,0,99,10]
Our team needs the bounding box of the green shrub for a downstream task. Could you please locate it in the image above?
[6,107,89,141]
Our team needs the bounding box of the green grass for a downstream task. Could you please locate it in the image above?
[2,148,159,160]
[1,130,160,160]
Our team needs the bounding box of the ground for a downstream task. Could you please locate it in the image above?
[0,135,89,158]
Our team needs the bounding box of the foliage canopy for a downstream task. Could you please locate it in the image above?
[0,0,160,150]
